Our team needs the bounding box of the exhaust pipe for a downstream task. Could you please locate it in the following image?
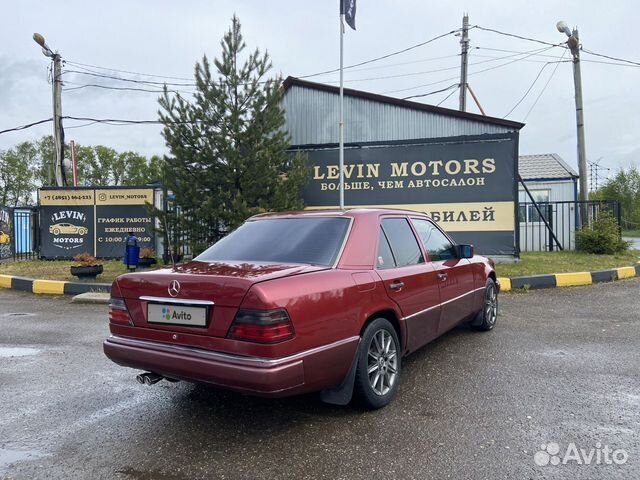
[136,372,163,385]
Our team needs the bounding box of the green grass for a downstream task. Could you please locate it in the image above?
[0,259,162,283]
[623,230,640,238]
[497,250,640,278]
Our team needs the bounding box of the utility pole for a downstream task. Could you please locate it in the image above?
[557,22,588,223]
[458,14,470,112]
[33,33,65,187]
[52,52,64,186]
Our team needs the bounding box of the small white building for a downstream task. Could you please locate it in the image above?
[518,153,579,252]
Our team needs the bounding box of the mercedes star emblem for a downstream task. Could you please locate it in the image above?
[168,280,181,297]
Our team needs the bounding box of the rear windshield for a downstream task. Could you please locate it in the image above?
[195,217,351,266]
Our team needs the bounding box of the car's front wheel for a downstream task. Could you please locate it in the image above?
[354,318,401,409]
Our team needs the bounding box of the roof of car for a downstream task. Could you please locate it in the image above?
[250,208,431,219]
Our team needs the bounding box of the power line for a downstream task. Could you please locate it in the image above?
[62,82,194,95]
[63,115,164,125]
[437,87,459,106]
[63,83,167,94]
[523,49,567,121]
[402,83,459,100]
[339,54,460,74]
[475,46,565,60]
[0,118,53,135]
[581,48,640,67]
[298,29,460,79]
[473,25,562,47]
[323,49,559,85]
[503,62,555,118]
[384,46,555,95]
[476,46,639,67]
[62,69,197,87]
[64,120,101,129]
[475,25,640,67]
[64,60,195,81]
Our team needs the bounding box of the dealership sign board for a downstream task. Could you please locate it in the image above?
[295,134,518,255]
[39,187,154,259]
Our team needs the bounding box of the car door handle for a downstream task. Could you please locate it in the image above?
[389,281,405,291]
[437,272,448,280]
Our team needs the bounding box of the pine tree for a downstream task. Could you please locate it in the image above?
[158,16,308,254]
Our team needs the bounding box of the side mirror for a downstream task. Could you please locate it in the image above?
[455,244,474,259]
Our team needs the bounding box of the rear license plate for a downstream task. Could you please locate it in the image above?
[147,303,208,327]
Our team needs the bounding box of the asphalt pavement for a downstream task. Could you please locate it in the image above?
[1,280,639,480]
[624,237,640,250]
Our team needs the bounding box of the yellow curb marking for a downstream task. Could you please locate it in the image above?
[616,266,636,279]
[497,277,511,292]
[555,272,592,287]
[32,279,67,295]
[0,275,12,289]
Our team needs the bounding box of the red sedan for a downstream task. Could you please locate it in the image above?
[104,209,499,408]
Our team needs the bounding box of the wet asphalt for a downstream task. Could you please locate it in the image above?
[0,279,639,480]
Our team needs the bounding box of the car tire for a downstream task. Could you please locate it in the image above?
[471,278,498,332]
[53,228,60,235]
[353,317,401,409]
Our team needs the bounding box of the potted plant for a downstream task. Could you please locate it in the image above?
[138,248,157,268]
[70,252,103,280]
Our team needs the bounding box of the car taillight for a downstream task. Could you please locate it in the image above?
[109,297,132,325]
[227,309,295,344]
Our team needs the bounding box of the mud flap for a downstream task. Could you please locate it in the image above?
[470,308,484,326]
[320,340,360,406]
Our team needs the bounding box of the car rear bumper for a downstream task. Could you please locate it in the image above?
[103,335,359,397]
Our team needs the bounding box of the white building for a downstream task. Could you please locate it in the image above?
[518,153,579,252]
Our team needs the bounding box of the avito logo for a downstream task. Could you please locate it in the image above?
[161,307,192,322]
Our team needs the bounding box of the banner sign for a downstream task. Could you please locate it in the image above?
[39,187,155,259]
[0,206,12,259]
[295,134,518,255]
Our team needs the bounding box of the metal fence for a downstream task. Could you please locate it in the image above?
[519,200,621,252]
[0,207,40,261]
[11,209,40,260]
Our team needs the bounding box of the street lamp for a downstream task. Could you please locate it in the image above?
[556,21,588,224]
[32,33,65,187]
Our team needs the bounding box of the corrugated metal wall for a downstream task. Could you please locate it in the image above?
[282,85,514,146]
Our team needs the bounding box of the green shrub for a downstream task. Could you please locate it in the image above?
[576,212,630,254]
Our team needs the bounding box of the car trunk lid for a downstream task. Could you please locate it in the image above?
[113,260,328,339]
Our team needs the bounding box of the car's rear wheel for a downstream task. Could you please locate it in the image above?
[354,318,401,409]
[53,228,60,235]
[472,278,498,331]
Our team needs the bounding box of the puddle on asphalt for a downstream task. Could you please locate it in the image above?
[0,347,40,357]
[0,448,47,468]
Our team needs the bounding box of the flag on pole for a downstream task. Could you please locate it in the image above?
[341,0,356,30]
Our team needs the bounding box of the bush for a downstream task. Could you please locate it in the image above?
[72,252,99,266]
[139,247,155,259]
[576,212,630,254]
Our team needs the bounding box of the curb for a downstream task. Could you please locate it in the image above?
[0,274,111,296]
[498,262,640,292]
[71,292,110,304]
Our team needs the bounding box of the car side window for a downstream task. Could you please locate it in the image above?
[412,219,456,262]
[376,229,396,269]
[380,218,424,267]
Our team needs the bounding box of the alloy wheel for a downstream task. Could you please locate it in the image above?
[485,283,497,326]
[367,329,398,396]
